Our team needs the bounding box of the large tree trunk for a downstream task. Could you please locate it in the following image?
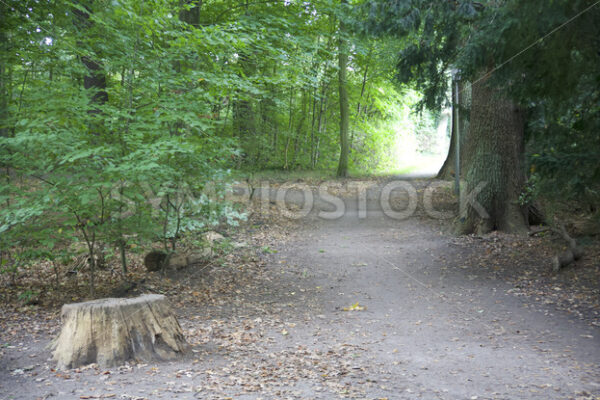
[456,77,528,235]
[52,294,188,369]
[336,0,350,178]
[438,81,471,179]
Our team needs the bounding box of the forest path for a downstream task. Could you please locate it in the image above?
[1,180,599,399]
[257,184,600,399]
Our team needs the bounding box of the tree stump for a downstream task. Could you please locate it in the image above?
[52,294,188,369]
[144,250,167,272]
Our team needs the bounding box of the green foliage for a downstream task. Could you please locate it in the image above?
[0,0,245,293]
[261,246,277,254]
[207,0,437,173]
[17,289,39,304]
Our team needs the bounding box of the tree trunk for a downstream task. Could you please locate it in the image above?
[351,47,371,149]
[309,84,317,166]
[233,96,255,137]
[179,0,202,26]
[456,77,528,235]
[0,15,7,140]
[283,87,294,169]
[233,51,256,162]
[81,56,108,108]
[0,7,10,208]
[336,0,350,178]
[438,81,471,179]
[291,89,308,167]
[313,82,328,168]
[73,3,108,121]
[52,294,188,369]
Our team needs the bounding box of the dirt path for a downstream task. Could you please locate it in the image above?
[1,180,599,399]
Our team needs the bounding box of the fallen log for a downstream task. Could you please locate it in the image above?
[551,223,584,272]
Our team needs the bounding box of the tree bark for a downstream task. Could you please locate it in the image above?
[336,0,350,178]
[456,77,528,235]
[438,81,471,179]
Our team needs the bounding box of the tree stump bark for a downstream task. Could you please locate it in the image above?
[52,294,188,369]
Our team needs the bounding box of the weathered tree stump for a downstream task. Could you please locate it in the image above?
[52,294,188,369]
[144,250,167,272]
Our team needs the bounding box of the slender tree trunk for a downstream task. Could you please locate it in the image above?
[119,239,127,275]
[350,47,371,149]
[0,17,8,132]
[456,77,528,235]
[271,64,279,152]
[362,93,371,122]
[233,94,254,137]
[336,0,350,178]
[309,85,317,167]
[314,92,328,169]
[438,81,471,179]
[233,51,256,162]
[283,87,294,169]
[233,0,256,149]
[219,96,232,136]
[284,138,291,170]
[0,8,10,210]
[73,2,108,118]
[312,81,328,168]
[259,65,277,156]
[291,90,307,167]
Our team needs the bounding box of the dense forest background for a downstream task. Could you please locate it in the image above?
[0,0,599,296]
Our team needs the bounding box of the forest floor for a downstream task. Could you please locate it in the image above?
[0,178,599,400]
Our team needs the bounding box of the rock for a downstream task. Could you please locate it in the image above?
[68,241,88,256]
[145,251,194,271]
[168,253,188,270]
[110,281,137,297]
[51,294,188,369]
[568,217,600,237]
[187,248,212,265]
[204,231,225,244]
